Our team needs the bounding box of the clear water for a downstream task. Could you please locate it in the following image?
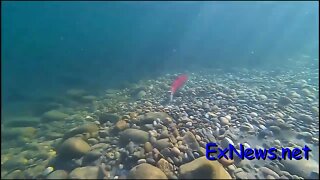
[1,1,319,179]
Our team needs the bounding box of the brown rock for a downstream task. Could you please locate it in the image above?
[69,166,100,179]
[144,142,153,153]
[63,123,99,140]
[115,120,129,131]
[168,135,177,144]
[163,117,173,125]
[218,157,234,167]
[160,130,170,139]
[199,147,206,156]
[171,147,181,156]
[172,127,180,137]
[58,137,91,158]
[220,117,230,126]
[129,112,138,118]
[179,156,232,179]
[156,158,174,177]
[128,163,167,179]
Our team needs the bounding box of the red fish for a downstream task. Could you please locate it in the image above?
[170,74,188,101]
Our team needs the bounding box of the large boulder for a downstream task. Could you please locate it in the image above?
[298,114,313,123]
[69,166,100,179]
[41,110,69,122]
[58,137,91,159]
[183,132,200,151]
[63,123,99,140]
[281,158,319,179]
[46,170,68,179]
[119,129,148,144]
[179,156,232,179]
[128,163,167,179]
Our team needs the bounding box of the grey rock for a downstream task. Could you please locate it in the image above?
[155,138,172,150]
[82,150,102,164]
[298,114,313,123]
[281,158,319,179]
[182,132,200,151]
[220,137,234,149]
[146,158,156,165]
[98,113,120,123]
[120,129,148,144]
[259,167,280,179]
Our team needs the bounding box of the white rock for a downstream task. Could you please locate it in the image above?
[205,113,210,118]
[221,137,234,148]
[274,140,281,146]
[42,167,54,176]
[86,115,93,119]
[259,125,267,130]
[186,122,193,127]
[153,120,157,126]
[259,95,268,100]
[250,112,258,117]
[137,159,147,164]
[244,122,254,129]
[243,142,251,149]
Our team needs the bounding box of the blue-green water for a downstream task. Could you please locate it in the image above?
[1,1,319,179]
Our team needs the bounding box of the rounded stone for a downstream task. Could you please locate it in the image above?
[46,170,68,179]
[128,163,167,179]
[218,156,235,167]
[69,166,99,179]
[58,137,91,158]
[220,117,230,126]
[144,142,153,153]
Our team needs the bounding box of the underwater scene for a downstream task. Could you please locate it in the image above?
[1,1,319,179]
